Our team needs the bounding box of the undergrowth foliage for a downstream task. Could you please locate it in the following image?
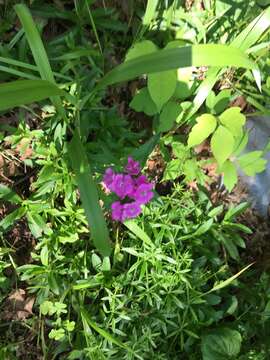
[0,0,270,359]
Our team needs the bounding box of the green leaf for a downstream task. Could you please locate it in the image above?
[207,263,253,294]
[202,328,242,360]
[49,328,65,341]
[220,160,238,192]
[206,90,231,114]
[0,207,26,231]
[14,4,63,114]
[158,101,183,132]
[126,40,157,61]
[219,107,246,138]
[40,245,48,266]
[224,202,250,221]
[148,70,177,111]
[233,132,249,156]
[142,0,159,26]
[238,151,267,176]
[0,184,22,204]
[0,80,63,111]
[124,219,153,247]
[99,45,258,88]
[211,126,235,166]
[163,159,182,181]
[68,131,111,257]
[80,308,134,354]
[188,114,217,148]
[129,87,158,116]
[130,134,160,166]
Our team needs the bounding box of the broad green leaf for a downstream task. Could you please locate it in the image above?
[223,237,239,260]
[68,131,111,257]
[0,184,22,204]
[202,328,242,360]
[0,80,63,111]
[148,70,177,111]
[238,151,267,176]
[211,126,235,166]
[99,45,258,88]
[158,101,182,132]
[163,159,182,181]
[126,40,157,61]
[129,87,158,116]
[219,107,246,138]
[14,4,63,114]
[220,160,237,192]
[188,114,217,148]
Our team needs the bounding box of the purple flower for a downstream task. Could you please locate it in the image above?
[103,168,115,190]
[125,156,141,176]
[123,202,142,219]
[110,174,134,199]
[111,201,124,222]
[131,183,154,205]
[135,175,148,187]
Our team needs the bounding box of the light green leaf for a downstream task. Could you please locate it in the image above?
[124,219,153,247]
[163,159,182,181]
[219,107,246,138]
[211,126,235,166]
[207,263,253,294]
[126,40,157,61]
[202,328,242,360]
[233,132,249,156]
[238,151,267,176]
[142,0,159,26]
[40,245,48,266]
[188,114,217,148]
[129,87,158,116]
[158,101,182,132]
[49,328,65,341]
[148,70,177,111]
[0,80,63,112]
[68,131,111,257]
[220,160,238,192]
[0,184,22,204]
[99,45,258,89]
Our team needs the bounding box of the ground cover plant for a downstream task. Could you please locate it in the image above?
[1,0,270,359]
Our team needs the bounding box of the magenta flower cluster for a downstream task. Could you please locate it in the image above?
[103,157,154,222]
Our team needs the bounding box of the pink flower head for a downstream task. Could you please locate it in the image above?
[110,174,134,199]
[111,201,124,222]
[123,202,142,219]
[135,175,148,187]
[125,156,141,176]
[103,168,115,190]
[131,183,154,205]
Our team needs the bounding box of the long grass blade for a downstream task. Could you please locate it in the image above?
[68,131,111,257]
[0,80,63,111]
[98,44,258,88]
[14,4,64,114]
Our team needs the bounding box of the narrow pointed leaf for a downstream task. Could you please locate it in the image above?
[98,45,258,88]
[68,132,111,257]
[0,80,63,111]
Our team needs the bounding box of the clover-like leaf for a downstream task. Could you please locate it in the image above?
[219,107,246,138]
[188,114,217,148]
[211,125,235,166]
